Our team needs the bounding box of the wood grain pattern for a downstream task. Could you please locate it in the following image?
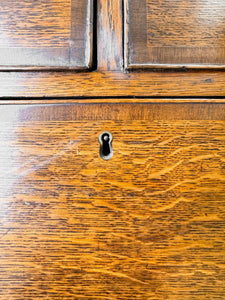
[0,70,224,98]
[0,103,225,299]
[97,0,123,70]
[0,0,93,69]
[0,0,224,98]
[125,0,225,68]
[1,98,225,105]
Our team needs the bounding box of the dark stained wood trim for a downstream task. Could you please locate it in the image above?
[124,0,149,69]
[70,0,93,69]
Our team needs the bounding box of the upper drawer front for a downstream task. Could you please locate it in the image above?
[125,0,225,69]
[0,0,92,70]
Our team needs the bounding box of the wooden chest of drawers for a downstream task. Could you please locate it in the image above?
[0,1,224,299]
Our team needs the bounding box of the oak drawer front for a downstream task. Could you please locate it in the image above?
[125,0,225,69]
[0,103,225,299]
[0,0,92,70]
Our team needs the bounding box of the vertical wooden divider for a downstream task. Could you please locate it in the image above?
[97,0,124,71]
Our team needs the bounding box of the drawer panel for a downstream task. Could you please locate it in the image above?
[0,0,92,69]
[125,0,225,69]
[0,103,224,298]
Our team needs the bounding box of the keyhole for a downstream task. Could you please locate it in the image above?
[99,131,113,160]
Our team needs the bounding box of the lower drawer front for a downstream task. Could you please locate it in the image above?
[0,103,224,299]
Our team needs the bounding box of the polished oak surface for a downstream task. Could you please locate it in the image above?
[0,71,224,98]
[0,0,224,97]
[0,103,224,299]
[125,0,225,68]
[0,0,93,69]
[97,0,123,71]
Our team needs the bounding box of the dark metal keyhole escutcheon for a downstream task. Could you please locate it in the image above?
[99,131,113,160]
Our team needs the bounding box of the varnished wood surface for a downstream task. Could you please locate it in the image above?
[0,103,225,299]
[97,0,123,70]
[0,0,93,69]
[0,0,224,98]
[1,98,225,105]
[0,70,224,98]
[125,0,225,68]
